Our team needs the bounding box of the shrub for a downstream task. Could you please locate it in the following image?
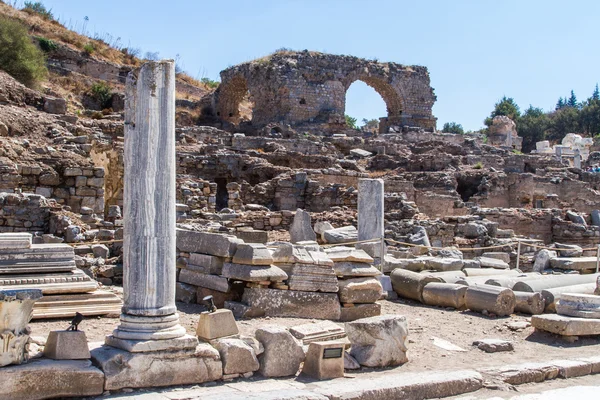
[473,162,483,169]
[37,36,58,52]
[22,1,54,20]
[0,16,48,88]
[89,81,113,109]
[83,43,95,56]
[200,77,220,89]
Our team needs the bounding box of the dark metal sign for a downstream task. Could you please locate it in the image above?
[322,347,343,359]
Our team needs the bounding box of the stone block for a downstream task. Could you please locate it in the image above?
[480,252,510,263]
[555,293,600,318]
[180,269,230,292]
[212,338,259,375]
[476,257,509,269]
[222,263,287,282]
[0,359,104,400]
[346,314,408,368]
[43,330,90,359]
[338,277,383,303]
[255,326,305,378]
[233,243,274,265]
[473,339,513,353]
[591,210,600,227]
[532,314,600,336]
[188,253,224,275]
[104,334,199,353]
[43,96,67,114]
[323,226,358,244]
[550,257,597,270]
[302,340,346,380]
[242,288,341,320]
[91,343,222,390]
[340,303,382,322]
[235,230,269,244]
[555,243,583,257]
[533,249,557,272]
[91,244,109,259]
[289,320,346,345]
[197,286,239,308]
[196,309,239,340]
[333,262,380,277]
[176,229,243,257]
[325,246,374,263]
[289,209,317,243]
[358,179,384,242]
[176,282,197,303]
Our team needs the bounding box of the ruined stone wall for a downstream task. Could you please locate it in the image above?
[216,51,436,131]
[0,193,50,232]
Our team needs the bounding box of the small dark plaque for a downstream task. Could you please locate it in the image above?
[322,347,343,359]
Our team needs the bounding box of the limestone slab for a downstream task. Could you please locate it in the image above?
[289,320,347,345]
[0,289,42,367]
[197,309,239,340]
[255,326,305,378]
[550,257,598,271]
[532,314,600,336]
[0,359,104,400]
[32,289,121,319]
[340,303,381,322]
[179,269,230,292]
[177,229,243,257]
[476,257,509,269]
[289,209,317,244]
[212,338,259,375]
[105,334,199,353]
[338,277,383,304]
[555,293,600,318]
[323,226,358,244]
[188,253,225,275]
[242,288,341,320]
[333,262,380,277]
[233,243,274,265]
[222,263,288,282]
[91,343,223,390]
[325,247,374,263]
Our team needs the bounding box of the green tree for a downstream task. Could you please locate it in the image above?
[0,16,48,88]
[580,98,600,136]
[484,96,521,128]
[519,106,549,153]
[442,122,464,134]
[345,114,357,129]
[22,1,54,20]
[547,106,580,141]
[567,90,578,108]
[592,84,599,101]
[556,97,566,110]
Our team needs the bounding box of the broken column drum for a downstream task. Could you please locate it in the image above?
[0,289,42,367]
[111,60,186,341]
[357,179,384,242]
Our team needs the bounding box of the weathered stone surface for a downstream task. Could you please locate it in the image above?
[268,241,295,263]
[0,289,42,367]
[0,233,32,249]
[233,243,274,265]
[408,226,430,247]
[91,343,223,390]
[591,210,600,227]
[481,252,510,264]
[533,249,557,272]
[197,309,239,340]
[464,284,516,316]
[242,288,341,320]
[338,277,383,304]
[542,283,597,312]
[224,301,265,319]
[555,293,600,318]
[196,287,238,309]
[0,359,104,400]
[479,362,559,385]
[358,179,384,242]
[422,282,468,309]
[555,243,583,257]
[532,314,600,336]
[288,263,339,293]
[314,221,334,235]
[179,269,230,292]
[426,257,464,271]
[340,303,381,322]
[255,326,305,377]
[473,339,513,353]
[514,291,545,315]
[550,257,597,270]
[350,148,373,158]
[344,351,360,370]
[391,269,442,302]
[325,247,374,263]
[323,226,358,244]
[188,253,224,275]
[91,244,109,259]
[302,340,345,380]
[222,263,288,282]
[289,320,346,345]
[476,256,509,269]
[176,282,197,303]
[177,229,243,257]
[513,273,600,292]
[289,209,316,244]
[566,210,587,226]
[212,338,259,375]
[43,330,90,359]
[333,262,380,277]
[346,315,408,368]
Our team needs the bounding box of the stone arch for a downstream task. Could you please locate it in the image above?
[343,75,404,119]
[215,74,253,125]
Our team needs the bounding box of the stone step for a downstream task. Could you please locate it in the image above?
[555,293,600,318]
[0,244,76,274]
[32,290,122,319]
[0,232,32,249]
[532,313,600,336]
[550,257,598,271]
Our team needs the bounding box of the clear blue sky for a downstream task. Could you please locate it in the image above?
[35,0,600,131]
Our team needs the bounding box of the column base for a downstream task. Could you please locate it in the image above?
[106,333,199,353]
[111,312,187,341]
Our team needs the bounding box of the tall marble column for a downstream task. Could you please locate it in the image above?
[110,60,186,343]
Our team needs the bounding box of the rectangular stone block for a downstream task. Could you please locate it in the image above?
[550,257,598,271]
[532,314,600,336]
[189,253,225,275]
[358,178,384,241]
[176,229,243,257]
[242,288,341,320]
[301,340,346,380]
[196,309,239,340]
[340,303,382,322]
[0,359,104,400]
[179,269,230,293]
[91,343,222,390]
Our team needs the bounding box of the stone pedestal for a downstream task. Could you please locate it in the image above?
[301,340,345,380]
[44,331,90,360]
[357,179,384,242]
[0,289,42,367]
[196,309,239,341]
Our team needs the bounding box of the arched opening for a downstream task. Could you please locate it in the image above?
[216,75,254,126]
[344,77,403,132]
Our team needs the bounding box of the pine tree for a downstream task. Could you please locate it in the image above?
[556,97,565,110]
[593,84,599,101]
[567,90,578,108]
